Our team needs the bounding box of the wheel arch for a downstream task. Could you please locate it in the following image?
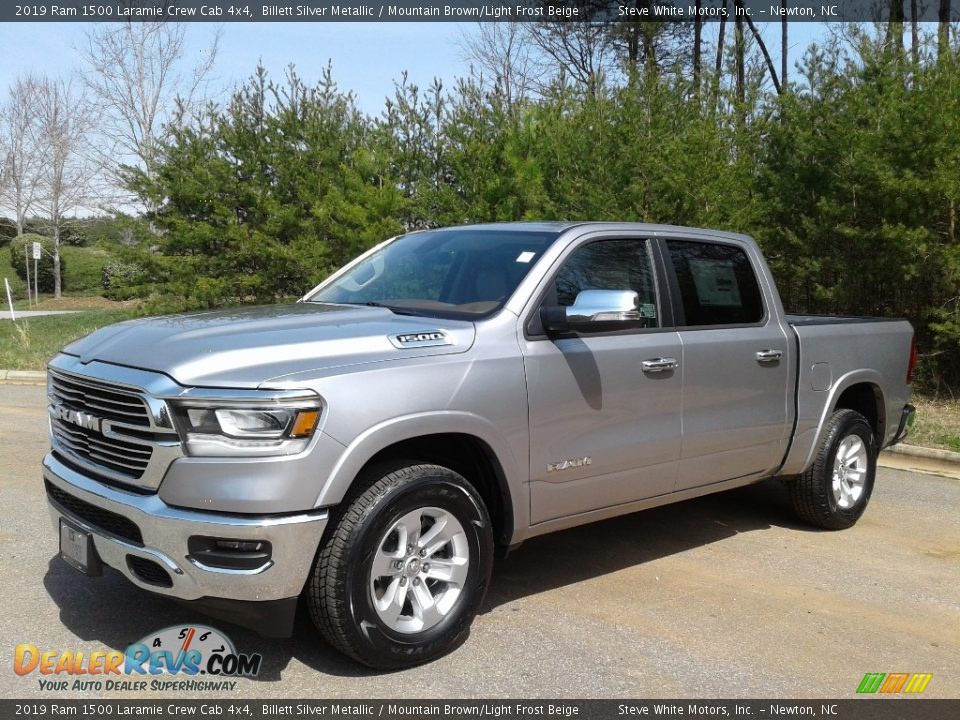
[832,381,885,444]
[783,370,888,476]
[317,413,525,547]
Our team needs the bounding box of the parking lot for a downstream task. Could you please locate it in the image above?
[1,382,957,698]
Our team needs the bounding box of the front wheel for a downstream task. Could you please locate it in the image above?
[789,409,877,530]
[307,463,493,669]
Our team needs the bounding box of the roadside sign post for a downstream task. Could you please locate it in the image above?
[4,278,15,321]
[24,251,31,309]
[32,242,41,306]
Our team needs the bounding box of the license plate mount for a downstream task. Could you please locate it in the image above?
[59,519,103,577]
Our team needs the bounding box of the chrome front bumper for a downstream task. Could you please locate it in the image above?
[43,453,328,603]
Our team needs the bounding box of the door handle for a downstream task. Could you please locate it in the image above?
[756,349,783,362]
[642,357,678,373]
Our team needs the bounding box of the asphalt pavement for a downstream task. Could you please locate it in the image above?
[1,382,957,699]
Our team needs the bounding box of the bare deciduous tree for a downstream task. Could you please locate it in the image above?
[79,21,220,198]
[887,0,906,54]
[33,77,97,298]
[910,0,920,63]
[460,23,536,113]
[781,5,788,89]
[714,0,728,105]
[526,20,613,98]
[734,2,746,106]
[0,75,42,237]
[693,4,703,92]
[939,0,953,57]
[743,17,782,94]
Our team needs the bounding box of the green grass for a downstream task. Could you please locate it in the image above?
[0,309,138,371]
[2,269,28,300]
[908,397,960,452]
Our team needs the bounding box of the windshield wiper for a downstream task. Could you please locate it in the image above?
[339,301,426,317]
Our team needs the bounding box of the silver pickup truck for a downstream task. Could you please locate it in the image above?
[43,222,915,669]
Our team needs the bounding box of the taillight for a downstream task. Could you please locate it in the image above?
[906,335,918,384]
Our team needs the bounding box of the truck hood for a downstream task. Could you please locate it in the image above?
[62,303,476,389]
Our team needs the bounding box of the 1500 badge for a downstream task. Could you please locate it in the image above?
[389,331,451,349]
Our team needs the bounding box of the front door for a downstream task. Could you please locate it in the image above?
[522,237,683,524]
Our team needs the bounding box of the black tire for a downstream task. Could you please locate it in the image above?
[789,409,877,530]
[307,462,493,670]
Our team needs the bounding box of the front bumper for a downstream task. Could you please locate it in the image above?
[43,452,327,609]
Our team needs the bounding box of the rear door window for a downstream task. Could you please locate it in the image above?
[666,240,764,326]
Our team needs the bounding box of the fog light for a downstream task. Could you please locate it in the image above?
[215,540,264,552]
[188,536,272,571]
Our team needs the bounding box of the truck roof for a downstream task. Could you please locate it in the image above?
[434,221,754,243]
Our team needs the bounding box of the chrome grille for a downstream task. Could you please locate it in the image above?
[48,370,156,481]
[51,420,153,479]
[49,372,150,427]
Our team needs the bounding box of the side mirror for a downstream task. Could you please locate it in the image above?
[541,289,643,334]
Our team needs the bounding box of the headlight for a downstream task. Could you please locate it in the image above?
[172,401,321,458]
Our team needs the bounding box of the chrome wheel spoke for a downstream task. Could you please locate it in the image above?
[417,516,449,554]
[839,483,852,508]
[410,581,442,628]
[843,438,863,462]
[425,557,469,587]
[371,547,402,579]
[375,577,408,627]
[393,510,423,549]
[420,520,462,558]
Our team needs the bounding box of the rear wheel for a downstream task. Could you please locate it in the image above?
[307,463,493,669]
[789,409,877,530]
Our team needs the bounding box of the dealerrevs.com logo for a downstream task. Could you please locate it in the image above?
[14,625,262,692]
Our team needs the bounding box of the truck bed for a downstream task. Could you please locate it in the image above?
[778,314,914,476]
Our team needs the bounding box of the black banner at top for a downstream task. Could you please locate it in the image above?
[1,700,960,720]
[4,0,960,23]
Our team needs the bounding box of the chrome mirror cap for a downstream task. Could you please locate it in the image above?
[567,289,641,323]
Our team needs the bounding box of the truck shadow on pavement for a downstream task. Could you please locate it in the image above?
[42,478,812,680]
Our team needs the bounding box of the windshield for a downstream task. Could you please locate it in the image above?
[306,228,561,319]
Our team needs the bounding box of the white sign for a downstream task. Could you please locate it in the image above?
[32,242,42,260]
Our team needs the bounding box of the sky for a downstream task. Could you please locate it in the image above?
[0,21,830,116]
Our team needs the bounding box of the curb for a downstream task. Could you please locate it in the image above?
[884,442,960,465]
[0,369,46,383]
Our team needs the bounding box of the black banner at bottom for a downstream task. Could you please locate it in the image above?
[2,700,958,720]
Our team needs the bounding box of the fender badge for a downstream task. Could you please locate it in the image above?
[547,457,592,473]
[389,331,452,349]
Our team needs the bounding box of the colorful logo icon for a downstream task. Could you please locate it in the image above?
[15,624,261,678]
[856,673,932,694]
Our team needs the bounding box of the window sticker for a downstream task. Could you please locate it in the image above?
[516,251,536,263]
[689,258,741,307]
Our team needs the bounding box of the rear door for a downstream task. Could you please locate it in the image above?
[522,236,683,524]
[663,238,792,491]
